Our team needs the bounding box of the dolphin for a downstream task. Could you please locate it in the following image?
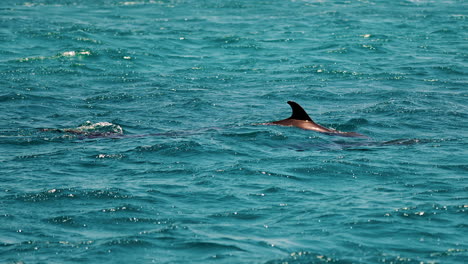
[36,101,366,140]
[264,101,367,138]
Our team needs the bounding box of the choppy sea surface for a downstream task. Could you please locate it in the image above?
[1,0,467,263]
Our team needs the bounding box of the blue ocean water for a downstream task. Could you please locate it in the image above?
[1,0,467,263]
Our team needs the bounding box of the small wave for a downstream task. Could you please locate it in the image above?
[132,140,203,154]
[118,0,167,6]
[100,204,142,213]
[96,153,125,159]
[103,237,153,247]
[210,207,268,221]
[15,50,92,63]
[177,241,246,252]
[255,170,303,181]
[266,251,347,264]
[10,188,132,203]
[390,204,466,219]
[45,215,82,227]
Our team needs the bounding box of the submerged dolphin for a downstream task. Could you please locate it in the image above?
[264,101,367,138]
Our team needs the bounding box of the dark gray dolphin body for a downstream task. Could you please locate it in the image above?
[264,101,367,138]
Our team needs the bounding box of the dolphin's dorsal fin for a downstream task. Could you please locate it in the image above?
[287,101,312,121]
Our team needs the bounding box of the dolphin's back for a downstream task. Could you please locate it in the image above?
[267,101,367,138]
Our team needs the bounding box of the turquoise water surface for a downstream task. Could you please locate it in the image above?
[1,0,467,263]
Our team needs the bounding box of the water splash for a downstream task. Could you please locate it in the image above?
[40,121,123,138]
